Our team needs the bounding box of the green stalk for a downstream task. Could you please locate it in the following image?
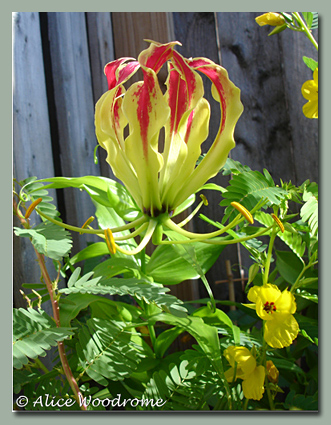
[262,323,275,411]
[263,227,278,285]
[35,207,147,235]
[292,12,318,50]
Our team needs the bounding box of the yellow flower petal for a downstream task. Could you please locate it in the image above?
[266,360,279,384]
[276,289,297,315]
[264,315,299,348]
[242,365,265,400]
[224,346,256,378]
[255,13,285,27]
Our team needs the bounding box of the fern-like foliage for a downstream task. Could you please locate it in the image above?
[59,268,187,316]
[76,318,147,386]
[254,211,306,259]
[13,308,75,369]
[18,176,61,220]
[220,159,287,223]
[301,185,318,237]
[14,222,72,261]
[140,347,234,411]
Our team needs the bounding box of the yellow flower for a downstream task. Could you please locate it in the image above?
[247,284,299,348]
[224,346,265,400]
[302,68,318,119]
[266,360,279,384]
[255,13,285,27]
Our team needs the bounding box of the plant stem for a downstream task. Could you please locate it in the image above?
[34,251,87,410]
[13,198,87,410]
[293,12,318,50]
[35,207,147,235]
[263,228,277,285]
[262,323,275,411]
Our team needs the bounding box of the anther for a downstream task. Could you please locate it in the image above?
[200,194,208,206]
[271,213,285,233]
[263,301,277,313]
[104,228,117,254]
[231,201,254,224]
[25,198,43,219]
[80,216,95,234]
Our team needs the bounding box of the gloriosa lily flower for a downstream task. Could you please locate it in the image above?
[302,67,318,119]
[93,40,248,254]
[246,284,299,348]
[224,346,265,400]
[95,40,243,216]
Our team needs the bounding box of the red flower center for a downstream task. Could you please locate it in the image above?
[263,301,277,314]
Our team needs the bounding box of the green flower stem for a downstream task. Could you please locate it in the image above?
[176,200,204,228]
[290,259,318,293]
[115,219,157,256]
[164,214,243,240]
[262,322,275,411]
[293,12,318,50]
[113,222,148,241]
[263,227,278,285]
[243,398,249,410]
[35,207,147,235]
[33,358,49,374]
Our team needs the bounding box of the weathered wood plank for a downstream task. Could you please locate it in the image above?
[13,12,57,312]
[216,12,318,185]
[85,12,115,179]
[111,12,175,86]
[47,12,101,252]
[280,26,319,185]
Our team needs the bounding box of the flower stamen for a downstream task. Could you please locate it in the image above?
[231,202,254,224]
[263,301,277,314]
[25,198,43,219]
[271,213,285,233]
[104,228,117,254]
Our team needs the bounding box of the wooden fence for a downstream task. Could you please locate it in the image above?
[13,12,318,312]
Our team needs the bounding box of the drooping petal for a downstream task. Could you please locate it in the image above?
[159,54,205,207]
[104,58,140,90]
[95,88,142,207]
[122,66,170,215]
[138,39,181,74]
[264,314,299,348]
[171,57,243,208]
[242,365,265,400]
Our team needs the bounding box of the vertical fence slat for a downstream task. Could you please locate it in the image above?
[280,28,319,185]
[86,12,115,179]
[13,12,57,312]
[47,12,101,252]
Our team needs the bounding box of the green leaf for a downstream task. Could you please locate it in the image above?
[13,308,75,369]
[148,313,227,384]
[59,271,187,317]
[193,306,241,345]
[39,175,140,220]
[275,250,304,284]
[255,211,306,259]
[14,222,72,260]
[301,188,318,236]
[59,293,141,327]
[76,318,147,386]
[302,12,313,29]
[302,56,318,71]
[146,236,226,284]
[220,169,287,223]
